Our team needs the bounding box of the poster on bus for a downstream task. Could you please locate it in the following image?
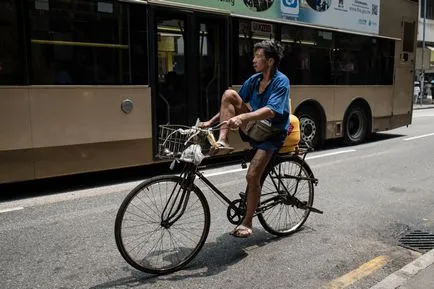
[160,0,380,34]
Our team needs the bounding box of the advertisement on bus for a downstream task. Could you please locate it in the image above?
[160,0,380,34]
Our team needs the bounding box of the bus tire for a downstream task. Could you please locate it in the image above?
[343,105,368,145]
[297,108,323,148]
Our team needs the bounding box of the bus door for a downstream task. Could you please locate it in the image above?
[394,19,416,117]
[195,14,230,123]
[149,7,228,156]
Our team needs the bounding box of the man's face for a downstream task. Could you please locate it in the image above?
[253,48,272,73]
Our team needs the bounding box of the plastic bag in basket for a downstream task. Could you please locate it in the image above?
[180,144,204,165]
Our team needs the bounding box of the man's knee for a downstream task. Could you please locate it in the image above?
[221,89,238,103]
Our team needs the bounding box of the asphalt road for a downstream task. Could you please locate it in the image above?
[1,109,434,289]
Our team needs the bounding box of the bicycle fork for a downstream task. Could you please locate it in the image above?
[160,168,196,228]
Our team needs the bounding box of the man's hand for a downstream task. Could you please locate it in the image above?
[198,120,213,128]
[228,115,244,129]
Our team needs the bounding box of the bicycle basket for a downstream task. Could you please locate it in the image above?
[158,125,210,159]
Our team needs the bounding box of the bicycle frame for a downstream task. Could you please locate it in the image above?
[160,151,318,227]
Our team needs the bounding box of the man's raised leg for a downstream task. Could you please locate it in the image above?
[217,89,249,146]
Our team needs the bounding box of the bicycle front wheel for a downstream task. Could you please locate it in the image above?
[258,155,314,236]
[114,175,210,274]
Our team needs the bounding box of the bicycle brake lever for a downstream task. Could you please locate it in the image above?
[170,159,178,170]
[194,118,200,128]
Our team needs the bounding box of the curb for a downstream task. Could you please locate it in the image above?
[413,105,434,110]
[369,249,434,289]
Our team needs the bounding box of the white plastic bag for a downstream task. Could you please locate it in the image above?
[180,144,205,165]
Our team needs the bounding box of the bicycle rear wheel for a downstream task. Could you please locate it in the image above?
[114,175,210,274]
[258,155,314,236]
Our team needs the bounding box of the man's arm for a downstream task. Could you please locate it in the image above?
[238,107,275,122]
[227,107,275,128]
[200,112,220,128]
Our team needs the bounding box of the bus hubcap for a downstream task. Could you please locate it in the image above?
[300,118,316,143]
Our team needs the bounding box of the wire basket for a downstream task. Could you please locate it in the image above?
[158,125,211,159]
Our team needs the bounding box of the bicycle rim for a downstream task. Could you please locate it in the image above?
[258,156,314,236]
[114,175,210,274]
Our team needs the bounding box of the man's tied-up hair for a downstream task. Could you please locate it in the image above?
[254,40,284,68]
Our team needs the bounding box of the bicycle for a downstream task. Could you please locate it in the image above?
[114,121,323,275]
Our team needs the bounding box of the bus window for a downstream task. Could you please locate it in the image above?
[129,5,148,85]
[197,21,226,121]
[403,22,415,53]
[157,17,186,125]
[232,18,275,84]
[28,0,131,85]
[0,0,25,85]
[280,25,334,85]
[334,33,394,85]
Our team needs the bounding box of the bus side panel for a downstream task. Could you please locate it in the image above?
[28,86,153,179]
[32,138,153,180]
[29,86,152,147]
[393,64,413,119]
[0,88,35,183]
[0,86,155,183]
[0,88,32,151]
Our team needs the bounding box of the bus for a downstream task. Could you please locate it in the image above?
[0,0,418,184]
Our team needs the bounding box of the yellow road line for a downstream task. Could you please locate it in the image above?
[324,255,389,289]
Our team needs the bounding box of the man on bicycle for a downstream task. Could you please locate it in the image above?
[200,40,290,238]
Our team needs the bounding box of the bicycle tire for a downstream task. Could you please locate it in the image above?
[114,175,210,274]
[258,155,314,236]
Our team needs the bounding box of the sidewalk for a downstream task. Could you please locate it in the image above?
[413,103,434,110]
[369,249,434,289]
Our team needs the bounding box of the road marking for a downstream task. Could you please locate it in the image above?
[306,150,356,160]
[404,133,434,141]
[324,255,389,289]
[204,168,246,178]
[203,150,356,177]
[0,207,24,214]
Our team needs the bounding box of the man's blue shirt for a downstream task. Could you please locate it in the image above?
[238,70,290,132]
[238,70,290,151]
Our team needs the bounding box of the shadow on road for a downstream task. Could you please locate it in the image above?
[89,227,314,288]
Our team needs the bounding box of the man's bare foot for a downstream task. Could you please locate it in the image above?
[229,224,253,238]
[209,141,234,156]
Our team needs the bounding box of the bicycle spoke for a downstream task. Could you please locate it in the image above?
[136,191,161,220]
[127,201,159,223]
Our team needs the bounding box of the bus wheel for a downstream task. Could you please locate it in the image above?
[298,108,322,148]
[343,105,368,145]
